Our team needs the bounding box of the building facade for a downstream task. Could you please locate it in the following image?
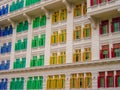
[0,0,120,90]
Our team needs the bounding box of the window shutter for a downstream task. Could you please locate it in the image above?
[111,22,114,33]
[106,76,109,88]
[99,24,103,35]
[99,0,102,4]
[98,76,100,88]
[111,48,115,58]
[90,0,93,6]
[100,50,103,59]
[115,75,118,87]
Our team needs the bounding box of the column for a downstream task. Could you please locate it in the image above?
[43,75,47,90]
[44,8,52,66]
[24,76,28,90]
[91,18,100,60]
[9,19,16,70]
[92,71,98,90]
[7,78,11,90]
[24,14,32,68]
[63,0,74,63]
[65,73,70,90]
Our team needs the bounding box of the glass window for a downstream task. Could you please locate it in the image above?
[103,25,108,34]
[109,77,114,87]
[114,48,120,57]
[114,22,119,32]
[100,77,105,87]
[103,50,108,58]
[118,76,120,87]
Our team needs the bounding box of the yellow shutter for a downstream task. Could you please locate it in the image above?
[83,3,87,15]
[83,28,86,38]
[73,54,76,63]
[64,32,66,42]
[82,52,85,62]
[56,34,58,43]
[58,56,61,64]
[70,78,73,89]
[52,14,55,23]
[64,9,67,20]
[59,33,61,43]
[74,7,76,17]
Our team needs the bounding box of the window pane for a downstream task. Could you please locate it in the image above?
[118,76,120,87]
[100,78,104,87]
[86,29,90,37]
[115,49,120,57]
[109,77,113,87]
[114,22,119,32]
[103,25,107,34]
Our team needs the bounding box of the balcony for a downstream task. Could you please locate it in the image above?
[87,0,120,19]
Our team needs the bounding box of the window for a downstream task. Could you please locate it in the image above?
[47,76,53,89]
[60,9,67,21]
[83,24,91,39]
[100,45,109,59]
[90,0,98,6]
[85,73,92,88]
[83,48,91,61]
[51,31,58,44]
[106,71,114,87]
[73,26,81,40]
[78,73,84,88]
[83,2,87,15]
[111,43,120,58]
[54,75,59,89]
[115,70,120,87]
[99,20,109,35]
[47,75,65,89]
[58,51,66,64]
[74,4,82,17]
[50,53,57,65]
[52,11,59,23]
[70,74,78,88]
[98,72,105,88]
[111,17,120,33]
[60,75,65,89]
[59,29,66,43]
[73,49,81,62]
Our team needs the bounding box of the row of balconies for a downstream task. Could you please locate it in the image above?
[0,70,120,90]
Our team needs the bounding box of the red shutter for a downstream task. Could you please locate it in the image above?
[98,76,100,88]
[111,48,115,58]
[90,0,93,6]
[99,0,102,4]
[111,22,114,33]
[108,0,111,2]
[113,76,114,87]
[104,77,105,88]
[99,24,102,35]
[100,50,103,59]
[106,76,109,88]
[115,75,118,87]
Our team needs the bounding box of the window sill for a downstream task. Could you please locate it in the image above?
[100,33,109,37]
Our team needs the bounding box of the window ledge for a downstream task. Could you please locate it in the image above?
[100,33,109,37]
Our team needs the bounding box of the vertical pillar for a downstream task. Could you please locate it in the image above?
[63,0,74,63]
[43,75,47,90]
[43,7,52,66]
[90,18,100,60]
[65,73,70,90]
[7,78,11,90]
[9,19,16,70]
[92,71,98,90]
[24,76,28,90]
[24,14,32,68]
